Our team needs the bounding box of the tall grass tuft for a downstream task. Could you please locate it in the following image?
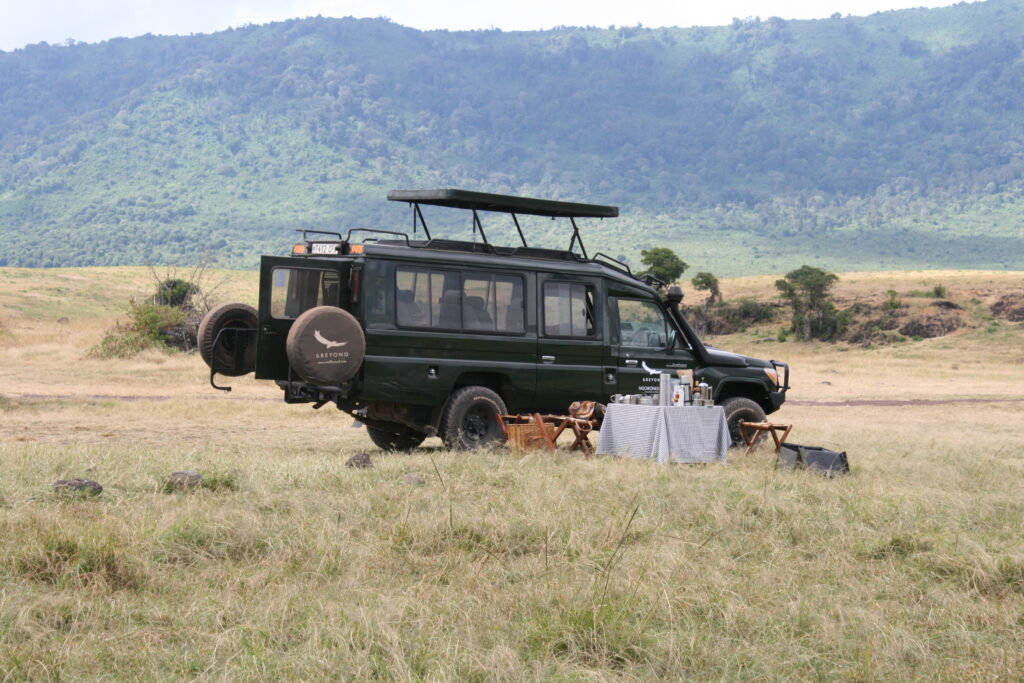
[12,521,144,590]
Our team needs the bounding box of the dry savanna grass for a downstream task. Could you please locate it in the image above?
[1,266,1023,680]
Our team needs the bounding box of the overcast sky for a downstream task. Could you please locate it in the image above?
[1,0,970,52]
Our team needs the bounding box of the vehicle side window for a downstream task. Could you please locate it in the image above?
[616,299,669,348]
[494,276,525,333]
[396,267,524,334]
[271,268,339,319]
[396,268,437,327]
[543,282,595,338]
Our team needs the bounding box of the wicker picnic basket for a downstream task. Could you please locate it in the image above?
[505,421,555,452]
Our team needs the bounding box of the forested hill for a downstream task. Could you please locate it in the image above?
[1,0,1023,274]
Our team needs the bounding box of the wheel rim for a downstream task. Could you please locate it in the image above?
[728,412,756,446]
[216,317,246,352]
[728,420,744,446]
[462,403,494,444]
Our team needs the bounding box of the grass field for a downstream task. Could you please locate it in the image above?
[1,267,1023,680]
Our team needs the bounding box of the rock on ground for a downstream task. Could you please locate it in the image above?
[346,452,373,469]
[53,478,103,495]
[166,470,202,491]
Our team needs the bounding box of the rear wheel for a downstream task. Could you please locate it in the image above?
[440,386,507,450]
[366,423,427,452]
[720,396,767,447]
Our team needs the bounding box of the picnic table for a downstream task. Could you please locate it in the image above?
[596,404,730,464]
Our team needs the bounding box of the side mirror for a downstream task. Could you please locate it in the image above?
[666,329,678,354]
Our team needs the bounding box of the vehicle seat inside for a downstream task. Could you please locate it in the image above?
[463,295,493,330]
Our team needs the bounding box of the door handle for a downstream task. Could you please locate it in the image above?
[541,355,556,364]
[625,359,638,367]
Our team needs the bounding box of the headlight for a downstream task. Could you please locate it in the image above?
[763,368,779,386]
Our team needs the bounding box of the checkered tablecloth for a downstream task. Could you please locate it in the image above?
[596,404,730,464]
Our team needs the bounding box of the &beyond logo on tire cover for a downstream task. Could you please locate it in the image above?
[286,306,366,385]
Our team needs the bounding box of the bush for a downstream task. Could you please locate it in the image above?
[883,289,903,313]
[89,301,185,359]
[906,285,949,298]
[152,278,198,308]
[200,469,240,492]
[685,297,777,336]
[718,298,775,327]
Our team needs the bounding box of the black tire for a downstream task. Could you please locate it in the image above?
[366,423,427,452]
[720,396,767,447]
[197,302,257,376]
[440,386,507,450]
[286,306,366,386]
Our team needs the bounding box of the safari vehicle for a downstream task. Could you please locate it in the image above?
[198,189,789,450]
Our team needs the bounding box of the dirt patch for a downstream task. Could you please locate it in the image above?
[991,294,1024,322]
[789,397,1024,407]
[7,393,277,403]
[899,310,964,338]
[840,300,965,346]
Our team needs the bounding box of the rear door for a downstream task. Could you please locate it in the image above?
[612,296,695,397]
[534,276,606,412]
[255,256,350,380]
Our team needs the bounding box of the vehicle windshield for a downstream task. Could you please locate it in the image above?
[617,298,686,348]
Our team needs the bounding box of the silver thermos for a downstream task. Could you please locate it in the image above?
[658,373,672,406]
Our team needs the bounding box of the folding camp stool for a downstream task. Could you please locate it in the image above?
[739,421,793,456]
[549,416,597,457]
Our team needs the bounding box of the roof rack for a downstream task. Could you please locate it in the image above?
[387,188,617,258]
[291,189,652,289]
[590,252,633,279]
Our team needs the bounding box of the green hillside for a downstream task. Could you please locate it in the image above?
[1,0,1023,273]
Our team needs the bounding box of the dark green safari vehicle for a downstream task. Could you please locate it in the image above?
[198,189,789,450]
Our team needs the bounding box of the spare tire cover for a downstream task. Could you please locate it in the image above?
[286,306,366,385]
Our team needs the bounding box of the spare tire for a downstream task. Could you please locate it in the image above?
[286,306,365,386]
[197,302,257,376]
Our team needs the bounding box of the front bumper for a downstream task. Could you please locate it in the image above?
[766,360,790,413]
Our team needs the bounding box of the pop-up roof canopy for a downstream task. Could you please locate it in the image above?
[386,188,618,257]
[387,188,618,219]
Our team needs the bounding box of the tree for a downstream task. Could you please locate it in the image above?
[639,247,688,285]
[775,265,839,340]
[691,271,722,307]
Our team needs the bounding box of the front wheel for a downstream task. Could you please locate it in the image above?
[366,423,427,452]
[719,396,767,447]
[440,386,507,450]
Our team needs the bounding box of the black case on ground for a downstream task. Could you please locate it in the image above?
[777,443,850,477]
